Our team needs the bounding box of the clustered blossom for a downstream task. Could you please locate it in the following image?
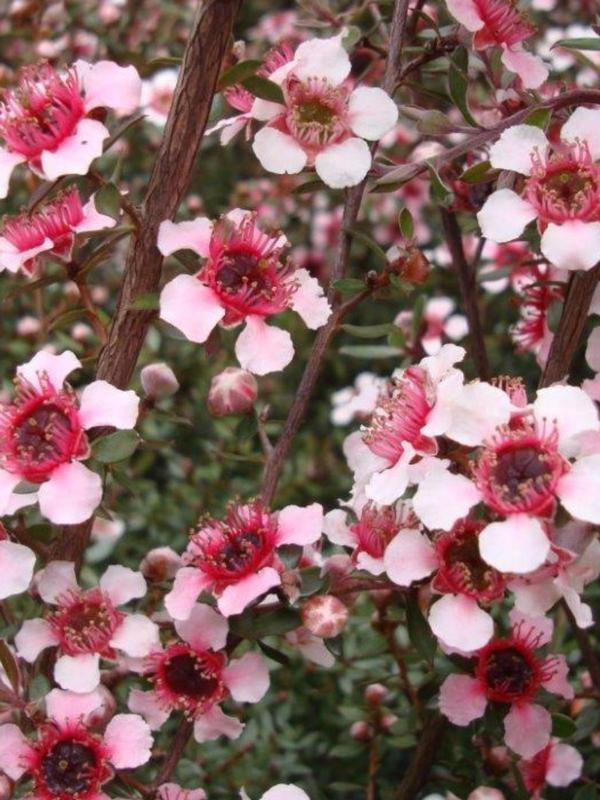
[210,33,399,188]
[158,209,331,375]
[0,187,115,275]
[0,59,141,196]
[0,350,139,524]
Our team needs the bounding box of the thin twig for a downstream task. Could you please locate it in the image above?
[395,714,447,800]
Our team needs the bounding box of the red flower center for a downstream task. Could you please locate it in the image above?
[31,726,110,800]
[472,0,536,49]
[151,644,227,716]
[285,77,349,153]
[351,502,417,560]
[42,739,98,796]
[50,588,123,656]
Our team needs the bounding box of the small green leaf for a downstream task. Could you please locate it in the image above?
[525,107,552,130]
[299,566,328,597]
[460,160,496,184]
[257,640,291,666]
[427,161,455,207]
[345,227,388,264]
[241,75,284,104]
[230,607,301,639]
[29,673,51,702]
[148,56,183,68]
[417,109,455,135]
[553,37,600,51]
[448,47,477,127]
[217,59,262,90]
[129,291,160,311]
[405,594,436,662]
[341,322,393,339]
[92,183,121,220]
[398,207,414,241]
[93,430,140,463]
[342,25,361,51]
[551,713,577,739]
[333,278,365,294]
[339,344,403,359]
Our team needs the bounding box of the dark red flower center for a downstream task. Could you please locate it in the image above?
[50,589,122,656]
[41,739,98,796]
[217,249,265,291]
[492,445,553,502]
[164,653,221,700]
[482,645,535,701]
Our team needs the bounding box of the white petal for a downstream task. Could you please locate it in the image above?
[477,189,537,242]
[348,87,398,141]
[479,515,550,574]
[110,614,159,657]
[293,33,351,84]
[0,148,25,199]
[38,462,102,524]
[54,653,101,693]
[557,455,600,523]
[562,106,600,160]
[0,541,35,599]
[429,595,493,652]
[15,618,58,661]
[157,218,213,258]
[159,274,224,343]
[445,0,484,30]
[235,316,294,375]
[252,128,307,175]
[413,469,481,531]
[315,138,372,189]
[488,125,548,175]
[501,46,549,90]
[444,382,512,447]
[174,603,229,651]
[38,560,78,604]
[79,380,139,430]
[533,386,599,449]
[104,714,153,768]
[290,268,331,329]
[383,530,437,586]
[76,60,142,115]
[541,221,600,271]
[17,350,81,392]
[40,118,108,180]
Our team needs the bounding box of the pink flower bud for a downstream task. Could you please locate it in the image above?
[364,683,388,706]
[380,713,398,732]
[207,367,257,417]
[140,546,182,582]
[141,362,179,399]
[350,721,374,742]
[301,594,348,638]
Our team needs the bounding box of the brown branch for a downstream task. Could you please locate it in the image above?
[439,208,490,380]
[260,0,411,505]
[562,600,600,694]
[49,0,243,566]
[395,714,447,800]
[150,720,194,790]
[539,265,600,387]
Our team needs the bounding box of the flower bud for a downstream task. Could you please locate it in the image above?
[380,713,398,732]
[140,546,181,582]
[207,367,258,417]
[350,720,374,742]
[141,362,179,399]
[301,594,348,638]
[364,683,388,706]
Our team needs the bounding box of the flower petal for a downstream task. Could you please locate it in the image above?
[413,468,481,531]
[348,87,398,141]
[488,125,548,176]
[541,221,600,271]
[429,595,494,652]
[79,380,139,430]
[164,567,211,620]
[545,742,583,787]
[17,350,81,391]
[501,46,548,90]
[38,462,102,524]
[439,674,487,726]
[383,530,437,587]
[41,118,109,180]
[0,541,35,599]
[277,503,324,547]
[216,567,281,617]
[533,385,599,450]
[128,688,170,730]
[504,703,551,758]
[252,128,307,175]
[223,651,269,702]
[15,618,59,661]
[315,137,372,189]
[235,316,294,375]
[293,33,351,85]
[99,564,146,606]
[557,455,600,524]
[174,603,229,651]
[445,0,484,30]
[290,268,331,329]
[54,653,101,693]
[104,713,153,768]
[193,705,244,743]
[37,560,78,604]
[0,148,25,200]
[261,786,311,800]
[111,614,160,657]
[562,106,600,161]
[159,274,224,343]
[77,60,142,115]
[0,724,34,779]
[479,515,550,574]
[157,218,213,258]
[74,197,117,233]
[477,189,537,242]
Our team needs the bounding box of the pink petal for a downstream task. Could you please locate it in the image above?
[37,560,78,604]
[541,221,600,272]
[157,218,213,258]
[0,469,20,514]
[77,60,142,115]
[17,350,81,392]
[348,87,398,141]
[0,235,53,273]
[0,724,33,779]
[509,609,553,645]
[429,595,494,652]
[501,46,548,90]
[159,274,224,343]
[15,618,58,661]
[193,705,244,743]
[216,567,281,617]
[104,714,153,768]
[444,382,512,447]
[542,654,574,699]
[439,674,487,726]
[74,197,117,233]
[252,128,307,175]
[477,189,537,242]
[383,530,437,587]
[45,687,103,726]
[235,316,294,375]
[0,147,25,199]
[510,579,560,619]
[277,503,323,547]
[128,688,171,730]
[479,515,550,574]
[41,118,109,180]
[503,703,551,758]
[545,741,583,787]
[356,552,386,575]
[110,614,160,657]
[0,541,35,599]
[290,268,331,329]
[222,651,269,702]
[323,509,355,547]
[99,564,146,606]
[54,653,101,693]
[488,125,548,176]
[562,107,600,161]
[79,380,139,430]
[533,386,599,450]
[293,33,351,84]
[365,445,414,505]
[413,468,481,531]
[445,0,484,30]
[557,455,600,524]
[261,786,311,800]
[165,567,211,620]
[174,603,229,651]
[315,137,372,189]
[38,462,102,524]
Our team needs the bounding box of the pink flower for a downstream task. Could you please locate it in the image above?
[0,521,35,599]
[141,68,178,127]
[128,603,269,743]
[0,350,139,524]
[511,265,565,364]
[519,738,583,797]
[417,297,468,356]
[478,109,600,270]
[0,187,115,275]
[330,373,385,426]
[439,614,573,758]
[165,499,323,619]
[445,0,548,88]
[157,210,331,375]
[0,688,153,798]
[15,560,159,693]
[0,60,142,196]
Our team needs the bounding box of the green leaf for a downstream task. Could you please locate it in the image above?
[525,107,553,130]
[341,322,393,339]
[0,640,19,690]
[93,430,140,463]
[332,278,365,294]
[398,207,414,241]
[129,291,160,311]
[551,713,577,739]
[217,59,262,90]
[299,566,328,597]
[416,109,455,135]
[342,25,361,50]
[460,160,496,184]
[448,47,477,127]
[230,607,301,639]
[427,161,455,207]
[257,640,291,666]
[405,594,436,662]
[147,56,183,68]
[29,673,51,702]
[241,75,284,104]
[553,37,600,51]
[574,787,600,800]
[94,183,121,219]
[339,344,403,359]
[345,227,388,264]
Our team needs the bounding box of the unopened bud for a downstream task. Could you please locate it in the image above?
[388,246,430,285]
[141,362,179,399]
[140,547,181,582]
[301,594,348,638]
[380,713,398,732]
[350,720,374,742]
[364,683,388,706]
[207,367,257,417]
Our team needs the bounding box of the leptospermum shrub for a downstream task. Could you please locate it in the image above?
[1,1,600,799]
